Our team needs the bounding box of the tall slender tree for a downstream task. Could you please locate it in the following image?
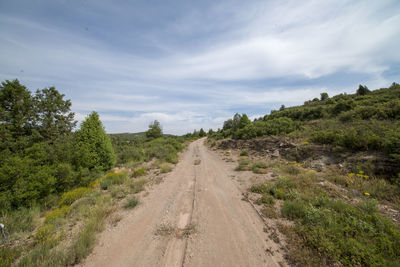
[74,112,115,171]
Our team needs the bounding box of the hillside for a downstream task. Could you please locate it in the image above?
[211,82,400,180]
[208,83,400,266]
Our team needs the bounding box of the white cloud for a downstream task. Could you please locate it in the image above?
[1,0,400,134]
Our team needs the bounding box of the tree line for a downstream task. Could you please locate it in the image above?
[0,80,115,210]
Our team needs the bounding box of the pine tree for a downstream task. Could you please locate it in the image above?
[74,112,115,171]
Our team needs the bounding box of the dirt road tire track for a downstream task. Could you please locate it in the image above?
[81,138,284,267]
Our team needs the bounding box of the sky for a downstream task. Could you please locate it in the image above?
[1,0,400,134]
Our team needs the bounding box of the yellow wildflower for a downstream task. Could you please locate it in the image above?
[364,192,370,196]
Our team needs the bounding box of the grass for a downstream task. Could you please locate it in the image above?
[251,161,268,174]
[159,162,172,173]
[100,171,128,190]
[250,161,400,266]
[59,187,92,206]
[128,178,147,194]
[240,150,249,156]
[1,167,148,267]
[235,158,251,171]
[131,167,147,178]
[124,197,139,209]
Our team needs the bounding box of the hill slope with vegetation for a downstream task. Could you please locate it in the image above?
[211,82,400,180]
[208,83,400,266]
[0,80,196,266]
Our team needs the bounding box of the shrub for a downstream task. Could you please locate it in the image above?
[124,197,139,209]
[131,167,147,178]
[35,224,55,244]
[236,159,251,171]
[281,200,307,220]
[100,172,127,190]
[256,194,275,205]
[45,205,71,223]
[0,207,40,237]
[159,163,172,173]
[129,179,147,194]
[59,187,91,206]
[250,183,269,194]
[240,150,249,156]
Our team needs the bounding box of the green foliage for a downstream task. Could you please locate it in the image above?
[251,161,268,174]
[45,205,71,223]
[146,120,163,139]
[282,198,400,266]
[35,224,56,243]
[357,84,371,95]
[250,183,269,194]
[239,150,248,156]
[59,187,91,206]
[111,134,188,166]
[159,162,173,173]
[236,158,251,171]
[124,196,139,209]
[320,92,329,101]
[75,111,116,171]
[131,167,147,177]
[100,172,127,190]
[199,128,206,137]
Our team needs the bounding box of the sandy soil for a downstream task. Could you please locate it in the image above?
[81,138,285,267]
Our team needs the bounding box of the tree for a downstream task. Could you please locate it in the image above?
[199,128,206,137]
[34,87,76,140]
[320,92,329,101]
[0,80,34,141]
[74,112,115,171]
[232,113,242,130]
[238,114,251,129]
[279,105,285,111]
[357,85,370,96]
[223,119,233,130]
[146,120,162,139]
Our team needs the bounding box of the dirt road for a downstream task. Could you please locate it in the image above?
[82,138,284,267]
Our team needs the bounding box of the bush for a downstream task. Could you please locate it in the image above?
[256,194,275,205]
[281,200,307,220]
[45,205,71,223]
[250,183,269,194]
[131,167,147,178]
[124,197,139,209]
[236,159,251,171]
[159,163,172,173]
[239,150,249,156]
[129,179,147,194]
[100,172,127,190]
[35,224,55,244]
[59,187,91,206]
[251,162,268,174]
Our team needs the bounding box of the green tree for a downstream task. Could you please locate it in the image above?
[74,112,115,171]
[34,87,76,140]
[146,120,162,139]
[232,113,242,130]
[0,79,34,150]
[357,85,370,96]
[280,104,286,111]
[238,114,251,129]
[199,128,206,137]
[320,92,329,101]
[223,119,233,130]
